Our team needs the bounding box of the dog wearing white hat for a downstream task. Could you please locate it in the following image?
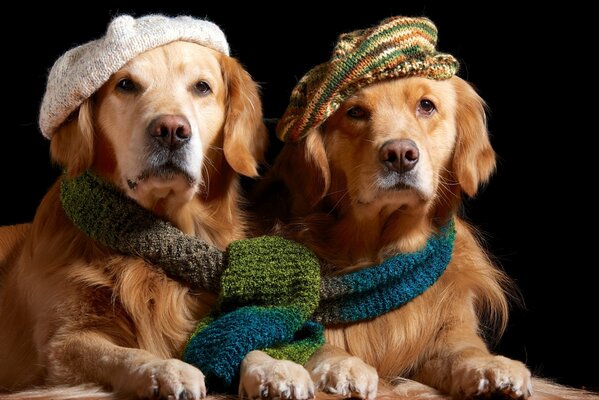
[0,14,273,399]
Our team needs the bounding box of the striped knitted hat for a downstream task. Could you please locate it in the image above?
[276,16,459,142]
[40,14,229,139]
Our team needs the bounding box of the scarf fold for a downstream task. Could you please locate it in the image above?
[60,171,455,391]
[183,236,323,390]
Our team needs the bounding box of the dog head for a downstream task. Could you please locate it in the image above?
[278,76,495,221]
[50,41,267,218]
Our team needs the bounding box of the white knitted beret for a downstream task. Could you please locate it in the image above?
[39,14,230,139]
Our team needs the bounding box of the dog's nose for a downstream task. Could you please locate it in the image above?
[147,115,191,150]
[379,139,419,173]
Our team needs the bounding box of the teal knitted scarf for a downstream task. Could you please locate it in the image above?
[60,171,455,390]
[182,236,324,391]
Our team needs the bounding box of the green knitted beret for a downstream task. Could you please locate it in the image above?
[276,16,459,142]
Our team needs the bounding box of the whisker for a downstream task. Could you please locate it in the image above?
[326,189,350,196]
[350,163,370,174]
[328,190,349,214]
[200,162,211,197]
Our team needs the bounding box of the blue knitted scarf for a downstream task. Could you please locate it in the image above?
[60,171,455,391]
[316,221,455,324]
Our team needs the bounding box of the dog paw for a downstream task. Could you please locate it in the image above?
[309,355,378,400]
[124,358,206,400]
[452,355,532,399]
[239,353,314,400]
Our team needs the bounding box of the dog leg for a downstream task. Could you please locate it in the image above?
[449,353,532,399]
[304,344,378,400]
[415,336,532,399]
[239,350,314,400]
[46,331,206,399]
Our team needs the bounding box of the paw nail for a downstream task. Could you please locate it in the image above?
[261,387,269,398]
[177,390,190,400]
[477,378,490,394]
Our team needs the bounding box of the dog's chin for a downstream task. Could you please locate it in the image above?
[388,183,432,202]
[356,173,433,211]
[123,165,199,212]
[357,187,425,210]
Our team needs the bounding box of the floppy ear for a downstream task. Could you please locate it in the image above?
[220,56,268,177]
[452,77,496,197]
[50,99,95,178]
[303,131,330,205]
[275,129,330,214]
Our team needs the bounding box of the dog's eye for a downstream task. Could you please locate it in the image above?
[116,78,137,93]
[417,99,436,117]
[195,81,212,95]
[347,106,369,119]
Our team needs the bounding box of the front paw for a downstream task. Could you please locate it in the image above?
[239,354,314,399]
[124,358,206,400]
[452,355,532,399]
[309,355,378,400]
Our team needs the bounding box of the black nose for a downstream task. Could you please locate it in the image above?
[147,115,191,150]
[379,139,419,173]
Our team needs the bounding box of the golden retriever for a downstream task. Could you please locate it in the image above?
[0,40,275,399]
[257,76,597,400]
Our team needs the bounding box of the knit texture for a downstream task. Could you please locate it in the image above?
[60,171,455,392]
[40,14,229,138]
[61,171,456,325]
[61,171,324,392]
[60,170,225,292]
[315,221,455,324]
[182,236,323,391]
[276,16,459,142]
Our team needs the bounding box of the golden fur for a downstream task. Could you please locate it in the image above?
[0,224,28,270]
[257,77,596,399]
[0,41,267,399]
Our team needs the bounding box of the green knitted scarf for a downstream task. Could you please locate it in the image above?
[60,171,455,391]
[59,171,324,390]
[182,236,324,391]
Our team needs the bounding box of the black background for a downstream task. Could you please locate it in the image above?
[1,3,595,391]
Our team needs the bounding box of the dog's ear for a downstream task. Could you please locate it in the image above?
[303,131,331,205]
[452,77,496,197]
[50,99,94,178]
[275,129,330,214]
[220,55,268,177]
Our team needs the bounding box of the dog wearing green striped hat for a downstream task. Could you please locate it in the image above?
[277,16,458,142]
[257,15,554,400]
